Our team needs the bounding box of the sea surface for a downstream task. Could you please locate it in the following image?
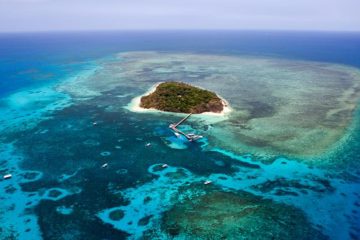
[0,31,360,239]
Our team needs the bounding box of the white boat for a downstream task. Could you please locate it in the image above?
[204,180,212,185]
[186,133,203,141]
[161,164,168,168]
[174,132,181,138]
[101,163,108,168]
[3,174,12,180]
[145,143,151,147]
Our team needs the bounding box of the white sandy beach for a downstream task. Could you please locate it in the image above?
[125,82,232,118]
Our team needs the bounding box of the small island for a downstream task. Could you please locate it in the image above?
[139,82,226,114]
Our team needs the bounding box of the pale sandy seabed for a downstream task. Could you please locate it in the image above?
[59,51,360,160]
[1,51,360,239]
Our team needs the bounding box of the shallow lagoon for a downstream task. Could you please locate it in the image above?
[62,51,360,158]
[1,43,360,239]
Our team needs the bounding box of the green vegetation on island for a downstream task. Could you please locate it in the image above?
[140,82,224,113]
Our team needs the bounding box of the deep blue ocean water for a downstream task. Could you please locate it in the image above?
[1,31,360,97]
[1,31,360,239]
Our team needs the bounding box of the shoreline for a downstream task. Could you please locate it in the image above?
[125,82,233,117]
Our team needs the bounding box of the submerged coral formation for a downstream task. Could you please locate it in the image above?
[2,50,360,239]
[161,191,327,239]
[60,51,360,157]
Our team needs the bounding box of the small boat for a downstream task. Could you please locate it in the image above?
[204,180,212,185]
[174,132,181,138]
[145,143,151,147]
[101,163,108,168]
[3,174,12,180]
[186,133,203,140]
[161,164,168,168]
[93,122,98,126]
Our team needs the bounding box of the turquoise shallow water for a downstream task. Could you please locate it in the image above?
[0,31,360,239]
